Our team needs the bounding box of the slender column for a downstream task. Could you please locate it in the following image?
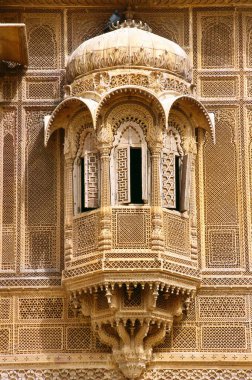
[150,145,164,251]
[64,156,74,263]
[97,123,113,251]
[98,146,112,251]
[189,154,198,262]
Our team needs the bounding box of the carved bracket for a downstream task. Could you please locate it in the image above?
[70,281,195,379]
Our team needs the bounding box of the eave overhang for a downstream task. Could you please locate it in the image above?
[0,23,28,67]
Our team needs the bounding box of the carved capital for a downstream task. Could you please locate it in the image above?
[146,125,163,152]
[97,123,113,149]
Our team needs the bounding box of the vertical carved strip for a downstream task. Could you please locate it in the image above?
[98,147,112,251]
[64,157,74,263]
[150,146,164,251]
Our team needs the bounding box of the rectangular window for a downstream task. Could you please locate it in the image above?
[130,147,143,204]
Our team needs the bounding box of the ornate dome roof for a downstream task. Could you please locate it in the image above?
[66,22,192,83]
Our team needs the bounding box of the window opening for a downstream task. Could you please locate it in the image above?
[130,147,143,204]
[175,155,181,211]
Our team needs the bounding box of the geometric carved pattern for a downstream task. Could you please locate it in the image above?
[17,326,63,352]
[25,13,61,69]
[24,228,56,270]
[172,325,197,350]
[200,77,237,98]
[26,77,60,100]
[201,325,247,351]
[66,326,91,350]
[112,208,151,249]
[3,134,15,225]
[199,296,246,320]
[117,147,129,204]
[0,369,124,380]
[0,328,11,353]
[204,110,238,225]
[203,108,240,270]
[206,227,239,268]
[73,213,99,257]
[163,210,190,256]
[85,152,99,208]
[24,109,61,272]
[0,298,12,321]
[162,151,176,208]
[142,369,252,380]
[0,369,251,380]
[245,15,252,67]
[200,15,234,68]
[1,109,16,272]
[18,298,63,320]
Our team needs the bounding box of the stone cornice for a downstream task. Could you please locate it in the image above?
[1,0,252,8]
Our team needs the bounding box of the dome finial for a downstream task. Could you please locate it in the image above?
[109,6,152,32]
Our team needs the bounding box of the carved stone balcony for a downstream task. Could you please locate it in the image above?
[63,206,200,379]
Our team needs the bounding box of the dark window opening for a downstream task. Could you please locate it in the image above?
[80,157,93,212]
[175,155,180,211]
[130,147,143,204]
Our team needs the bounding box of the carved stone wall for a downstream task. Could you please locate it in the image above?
[1,3,252,379]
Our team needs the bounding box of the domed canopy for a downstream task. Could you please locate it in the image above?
[66,24,192,83]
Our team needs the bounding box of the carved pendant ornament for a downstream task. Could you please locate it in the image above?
[70,281,195,379]
[44,17,215,380]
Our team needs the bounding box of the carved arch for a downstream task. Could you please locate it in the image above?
[160,95,215,143]
[96,85,166,128]
[44,96,98,146]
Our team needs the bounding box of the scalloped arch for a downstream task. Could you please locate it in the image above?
[160,95,215,143]
[95,86,166,127]
[44,96,98,146]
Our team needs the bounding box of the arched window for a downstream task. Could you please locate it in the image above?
[111,122,148,205]
[161,127,191,212]
[73,131,99,214]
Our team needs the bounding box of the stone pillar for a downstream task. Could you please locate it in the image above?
[98,146,112,251]
[64,155,74,263]
[97,123,113,251]
[147,123,165,252]
[150,145,165,251]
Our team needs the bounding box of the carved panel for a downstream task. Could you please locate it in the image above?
[244,13,252,67]
[73,212,99,258]
[0,327,12,353]
[198,13,235,69]
[0,108,17,271]
[18,297,64,320]
[198,296,247,320]
[66,326,91,350]
[200,324,248,351]
[206,227,240,268]
[203,108,240,269]
[117,147,129,204]
[17,326,63,352]
[23,12,62,69]
[199,76,238,98]
[163,211,190,256]
[25,77,61,100]
[0,78,18,101]
[112,208,151,249]
[24,109,62,271]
